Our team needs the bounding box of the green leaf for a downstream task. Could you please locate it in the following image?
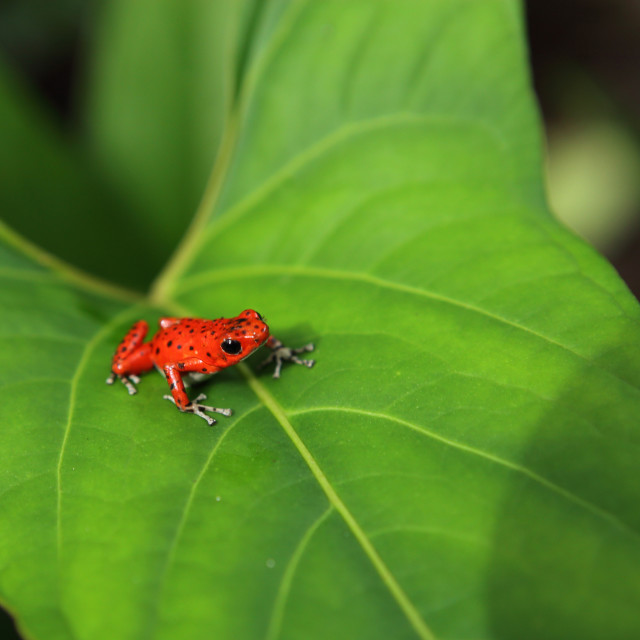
[2,2,640,640]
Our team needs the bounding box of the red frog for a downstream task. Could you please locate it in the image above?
[106,310,315,425]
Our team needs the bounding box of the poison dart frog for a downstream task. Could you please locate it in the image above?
[106,310,315,425]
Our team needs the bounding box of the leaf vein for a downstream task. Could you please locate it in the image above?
[290,407,639,541]
[265,506,334,640]
[56,307,143,562]
[146,405,261,640]
[189,112,504,270]
[178,263,640,397]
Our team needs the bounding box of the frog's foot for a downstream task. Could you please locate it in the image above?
[163,393,233,426]
[261,339,315,379]
[106,373,140,395]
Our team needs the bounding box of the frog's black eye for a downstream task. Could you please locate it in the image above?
[256,311,264,321]
[221,338,242,355]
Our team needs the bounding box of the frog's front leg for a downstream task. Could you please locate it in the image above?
[162,361,232,426]
[261,336,315,379]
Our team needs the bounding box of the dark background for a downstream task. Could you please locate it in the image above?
[527,0,640,297]
[1,0,639,637]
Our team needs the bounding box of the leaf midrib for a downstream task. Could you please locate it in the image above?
[159,300,436,639]
[238,362,437,640]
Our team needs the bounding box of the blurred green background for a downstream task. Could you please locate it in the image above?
[1,0,639,636]
[2,0,640,294]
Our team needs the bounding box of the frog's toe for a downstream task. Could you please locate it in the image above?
[291,356,315,369]
[164,393,232,425]
[263,340,316,378]
[121,376,138,395]
[191,394,233,419]
[108,373,139,395]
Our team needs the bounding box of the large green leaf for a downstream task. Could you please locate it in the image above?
[2,2,640,640]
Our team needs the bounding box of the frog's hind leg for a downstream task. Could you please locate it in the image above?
[106,373,140,395]
[110,321,148,365]
[107,320,153,393]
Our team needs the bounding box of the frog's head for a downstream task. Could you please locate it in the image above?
[214,309,269,364]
